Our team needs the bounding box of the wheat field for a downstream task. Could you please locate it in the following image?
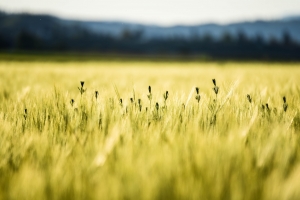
[1,60,300,200]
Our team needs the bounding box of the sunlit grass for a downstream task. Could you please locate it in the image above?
[0,60,300,200]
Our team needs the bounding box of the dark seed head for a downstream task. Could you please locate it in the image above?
[70,99,74,106]
[266,103,269,110]
[138,99,141,105]
[283,96,288,112]
[120,98,123,104]
[80,81,84,87]
[148,86,151,94]
[247,94,252,103]
[95,91,99,99]
[155,102,159,110]
[130,98,134,103]
[164,91,169,100]
[195,87,199,94]
[24,109,27,120]
[212,79,216,86]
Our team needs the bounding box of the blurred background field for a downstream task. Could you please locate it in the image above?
[1,58,300,99]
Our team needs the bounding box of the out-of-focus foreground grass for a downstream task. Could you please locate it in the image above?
[1,59,300,200]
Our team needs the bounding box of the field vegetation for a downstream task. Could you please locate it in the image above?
[0,59,300,199]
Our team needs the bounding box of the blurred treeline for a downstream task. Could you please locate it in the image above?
[1,12,300,60]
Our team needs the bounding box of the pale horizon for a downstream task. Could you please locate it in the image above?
[1,0,300,26]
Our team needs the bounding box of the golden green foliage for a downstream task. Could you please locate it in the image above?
[1,61,300,200]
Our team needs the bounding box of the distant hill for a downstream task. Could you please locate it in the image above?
[1,11,300,60]
[1,11,300,42]
[79,18,300,42]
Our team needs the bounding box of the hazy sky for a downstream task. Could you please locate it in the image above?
[1,0,300,25]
